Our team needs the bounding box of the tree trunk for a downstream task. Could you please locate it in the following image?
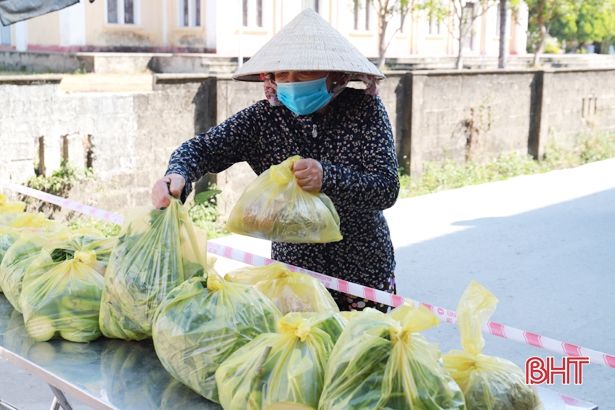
[377,11,389,69]
[456,23,464,69]
[498,0,508,68]
[532,0,545,67]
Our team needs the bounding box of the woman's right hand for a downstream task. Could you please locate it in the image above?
[151,174,186,209]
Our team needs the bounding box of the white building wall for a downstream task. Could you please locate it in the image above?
[214,0,274,58]
[59,1,86,46]
[14,21,28,52]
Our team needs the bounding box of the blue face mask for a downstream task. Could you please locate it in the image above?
[276,77,332,116]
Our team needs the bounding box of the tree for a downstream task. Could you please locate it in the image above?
[449,0,498,69]
[353,0,414,69]
[550,0,615,52]
[525,0,570,65]
[355,0,450,69]
[527,0,615,61]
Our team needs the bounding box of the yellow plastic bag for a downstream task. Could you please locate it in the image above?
[443,281,542,410]
[99,199,212,341]
[216,312,345,410]
[227,156,342,243]
[0,213,56,292]
[0,232,57,312]
[152,273,281,403]
[225,263,339,314]
[0,193,25,215]
[19,231,113,342]
[319,304,466,410]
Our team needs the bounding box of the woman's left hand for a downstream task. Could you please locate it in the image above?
[293,158,323,192]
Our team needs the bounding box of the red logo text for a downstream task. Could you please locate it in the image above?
[525,356,590,385]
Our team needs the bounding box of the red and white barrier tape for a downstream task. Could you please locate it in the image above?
[4,182,615,370]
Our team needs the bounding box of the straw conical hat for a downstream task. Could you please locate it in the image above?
[233,9,383,82]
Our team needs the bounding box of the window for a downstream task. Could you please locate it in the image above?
[302,0,319,12]
[107,0,139,24]
[179,0,201,27]
[243,0,263,27]
[428,12,441,35]
[354,1,370,31]
[0,25,10,45]
[461,2,476,50]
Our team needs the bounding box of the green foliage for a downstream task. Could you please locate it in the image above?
[188,188,227,239]
[26,161,83,198]
[401,132,615,197]
[528,0,615,52]
[543,37,562,53]
[22,161,94,217]
[68,217,121,238]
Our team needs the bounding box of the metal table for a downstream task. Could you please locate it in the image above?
[0,296,219,410]
[0,296,598,410]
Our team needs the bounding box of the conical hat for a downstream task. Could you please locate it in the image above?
[233,9,383,82]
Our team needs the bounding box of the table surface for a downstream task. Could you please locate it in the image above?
[0,295,220,410]
[0,295,598,410]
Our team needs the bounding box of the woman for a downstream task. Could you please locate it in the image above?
[151,9,399,312]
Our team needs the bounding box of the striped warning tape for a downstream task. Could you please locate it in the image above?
[3,182,614,370]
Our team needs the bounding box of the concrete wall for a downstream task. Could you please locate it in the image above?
[2,68,615,219]
[538,69,615,154]
[0,51,94,73]
[402,69,537,174]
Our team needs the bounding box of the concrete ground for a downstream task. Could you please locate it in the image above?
[2,158,614,408]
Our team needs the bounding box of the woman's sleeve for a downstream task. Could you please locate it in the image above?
[320,96,400,211]
[165,103,261,201]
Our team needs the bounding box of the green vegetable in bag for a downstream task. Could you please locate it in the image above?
[319,304,466,410]
[99,198,211,341]
[216,312,344,410]
[19,232,112,343]
[225,263,339,314]
[153,274,280,403]
[443,281,542,410]
[227,156,342,243]
[0,231,66,312]
[0,213,55,287]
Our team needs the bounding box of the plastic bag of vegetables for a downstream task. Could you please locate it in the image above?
[319,304,466,410]
[216,311,344,410]
[0,193,25,214]
[443,282,542,410]
[99,198,211,341]
[227,156,342,243]
[225,263,338,314]
[19,230,113,342]
[0,232,55,312]
[152,273,281,403]
[0,214,56,293]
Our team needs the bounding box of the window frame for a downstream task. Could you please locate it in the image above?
[106,0,140,25]
[353,0,371,32]
[178,0,201,27]
[242,0,264,28]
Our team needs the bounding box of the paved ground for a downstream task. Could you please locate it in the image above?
[2,158,614,408]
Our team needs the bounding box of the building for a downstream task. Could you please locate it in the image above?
[0,0,528,59]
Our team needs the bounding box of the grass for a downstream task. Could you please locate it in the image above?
[400,132,615,198]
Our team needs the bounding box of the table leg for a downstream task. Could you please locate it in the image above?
[48,385,73,410]
[0,399,19,410]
